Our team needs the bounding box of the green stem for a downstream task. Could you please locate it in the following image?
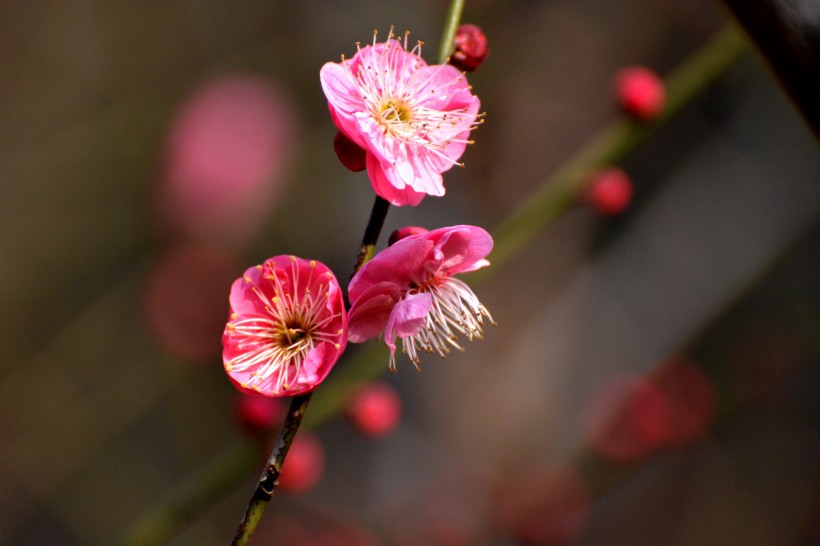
[482,23,748,278]
[437,0,465,64]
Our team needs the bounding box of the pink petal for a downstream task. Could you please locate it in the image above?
[428,225,494,275]
[319,62,365,119]
[348,282,402,343]
[348,238,433,302]
[228,265,266,316]
[384,292,433,354]
[366,153,426,206]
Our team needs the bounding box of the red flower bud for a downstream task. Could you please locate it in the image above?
[450,24,489,72]
[279,432,325,494]
[388,226,429,246]
[614,66,666,120]
[234,394,284,437]
[345,381,402,438]
[584,167,633,216]
[333,130,366,172]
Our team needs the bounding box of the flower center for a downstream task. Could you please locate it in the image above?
[275,320,311,356]
[380,99,412,123]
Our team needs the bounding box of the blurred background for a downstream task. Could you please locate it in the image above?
[1,0,818,545]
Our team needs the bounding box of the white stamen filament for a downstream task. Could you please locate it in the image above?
[396,276,494,371]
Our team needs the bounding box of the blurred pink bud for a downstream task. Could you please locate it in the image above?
[234,394,284,437]
[279,432,325,494]
[582,374,672,462]
[584,167,633,216]
[614,66,666,120]
[388,226,429,246]
[143,243,241,362]
[333,130,367,172]
[156,74,299,247]
[345,381,402,437]
[450,24,489,72]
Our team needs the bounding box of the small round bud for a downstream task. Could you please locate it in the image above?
[333,130,367,172]
[279,432,325,494]
[233,394,283,437]
[450,24,489,72]
[584,167,633,216]
[345,381,402,438]
[614,66,666,120]
[388,226,429,246]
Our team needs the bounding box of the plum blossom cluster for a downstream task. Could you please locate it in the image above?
[223,27,492,398]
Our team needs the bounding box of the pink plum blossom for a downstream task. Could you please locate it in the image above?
[156,75,299,247]
[347,225,494,370]
[222,256,347,397]
[320,29,482,206]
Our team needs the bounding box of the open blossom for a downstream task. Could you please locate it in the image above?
[222,256,347,396]
[320,29,482,206]
[347,225,494,370]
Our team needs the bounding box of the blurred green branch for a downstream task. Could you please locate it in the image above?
[119,22,749,546]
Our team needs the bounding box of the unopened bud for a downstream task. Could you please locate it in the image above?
[585,168,633,216]
[388,226,429,246]
[333,130,367,172]
[450,24,489,72]
[614,66,665,120]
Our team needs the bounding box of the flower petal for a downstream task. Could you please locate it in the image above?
[428,225,494,275]
[366,152,427,206]
[384,292,433,354]
[348,237,433,302]
[348,282,402,343]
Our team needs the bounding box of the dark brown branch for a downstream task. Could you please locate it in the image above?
[720,0,820,138]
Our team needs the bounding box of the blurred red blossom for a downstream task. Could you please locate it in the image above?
[155,74,299,247]
[583,358,718,461]
[344,381,402,438]
[651,356,718,447]
[233,394,285,437]
[278,432,326,494]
